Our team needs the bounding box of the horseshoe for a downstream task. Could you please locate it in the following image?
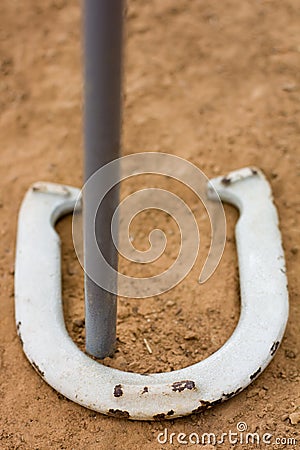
[14,167,289,420]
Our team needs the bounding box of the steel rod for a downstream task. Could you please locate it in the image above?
[83,0,123,358]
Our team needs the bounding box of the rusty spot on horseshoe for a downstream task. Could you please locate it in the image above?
[223,387,243,399]
[171,380,196,392]
[113,384,123,397]
[209,398,223,407]
[32,361,45,378]
[270,341,280,356]
[18,332,24,348]
[250,367,261,380]
[16,322,23,347]
[221,176,231,186]
[153,413,166,420]
[192,401,210,414]
[108,409,130,419]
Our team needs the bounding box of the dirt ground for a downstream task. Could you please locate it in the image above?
[0,0,299,449]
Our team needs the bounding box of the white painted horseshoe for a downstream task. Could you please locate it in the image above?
[14,167,289,420]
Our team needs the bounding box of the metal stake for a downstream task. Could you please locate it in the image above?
[83,0,124,358]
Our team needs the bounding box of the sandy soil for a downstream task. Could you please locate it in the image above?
[0,0,299,449]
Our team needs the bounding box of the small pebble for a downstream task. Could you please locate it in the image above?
[73,318,84,328]
[285,349,296,359]
[289,412,300,425]
[184,331,197,340]
[282,82,297,92]
[115,356,127,369]
[166,300,175,307]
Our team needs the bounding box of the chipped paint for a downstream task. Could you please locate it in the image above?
[18,332,24,347]
[108,409,130,419]
[270,341,280,356]
[16,321,23,347]
[32,182,70,197]
[223,387,243,399]
[113,384,123,397]
[250,367,262,380]
[31,361,45,378]
[221,176,231,186]
[171,380,196,392]
[221,167,260,186]
[209,398,223,407]
[192,402,210,414]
